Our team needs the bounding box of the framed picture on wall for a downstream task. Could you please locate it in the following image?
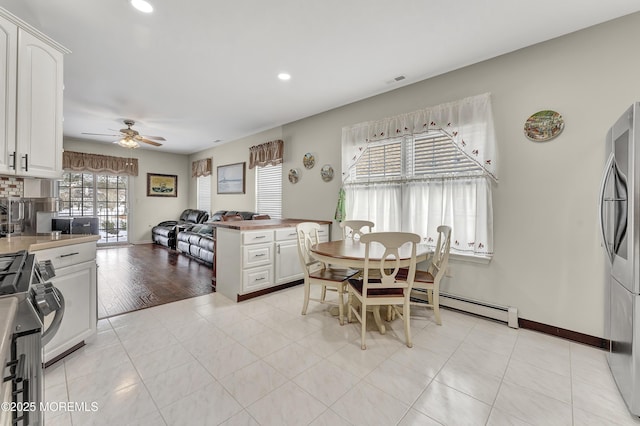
[147,173,178,197]
[217,162,246,194]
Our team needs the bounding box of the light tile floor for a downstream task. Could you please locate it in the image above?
[43,286,640,426]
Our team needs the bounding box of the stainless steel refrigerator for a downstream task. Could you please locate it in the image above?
[600,102,640,416]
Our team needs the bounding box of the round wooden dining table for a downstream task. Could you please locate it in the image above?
[310,239,429,269]
[310,239,429,333]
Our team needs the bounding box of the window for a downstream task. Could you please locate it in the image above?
[345,130,493,258]
[197,175,211,213]
[57,171,129,245]
[256,163,282,218]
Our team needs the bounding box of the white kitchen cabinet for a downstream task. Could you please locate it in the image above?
[275,240,302,285]
[32,241,97,363]
[0,9,68,178]
[274,226,329,285]
[216,221,330,301]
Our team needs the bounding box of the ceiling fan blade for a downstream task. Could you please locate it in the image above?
[139,138,163,146]
[82,132,121,137]
[141,135,166,141]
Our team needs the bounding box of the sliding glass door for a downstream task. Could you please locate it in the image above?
[57,172,130,245]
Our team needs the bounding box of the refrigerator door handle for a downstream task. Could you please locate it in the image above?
[599,152,615,263]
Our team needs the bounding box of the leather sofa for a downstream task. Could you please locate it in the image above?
[176,224,215,264]
[151,209,209,249]
[175,210,267,264]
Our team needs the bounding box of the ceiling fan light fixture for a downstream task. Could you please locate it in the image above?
[118,137,140,149]
[130,0,153,13]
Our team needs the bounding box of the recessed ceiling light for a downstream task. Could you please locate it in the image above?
[131,0,153,13]
[278,73,291,81]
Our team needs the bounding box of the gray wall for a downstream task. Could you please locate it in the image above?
[190,12,640,338]
[189,128,283,213]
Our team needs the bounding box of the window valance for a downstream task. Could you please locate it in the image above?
[192,158,212,178]
[62,151,139,176]
[341,93,498,182]
[249,139,284,169]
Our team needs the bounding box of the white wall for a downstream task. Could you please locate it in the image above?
[63,139,190,243]
[190,12,640,338]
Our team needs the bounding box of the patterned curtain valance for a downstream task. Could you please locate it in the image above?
[341,93,498,182]
[248,139,284,169]
[62,151,139,176]
[192,158,212,178]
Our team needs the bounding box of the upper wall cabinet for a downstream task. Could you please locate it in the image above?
[0,9,69,179]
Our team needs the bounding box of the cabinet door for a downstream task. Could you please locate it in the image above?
[275,240,303,284]
[16,29,63,178]
[44,260,97,363]
[0,15,17,175]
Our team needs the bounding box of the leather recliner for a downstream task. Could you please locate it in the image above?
[151,209,209,249]
[175,211,269,264]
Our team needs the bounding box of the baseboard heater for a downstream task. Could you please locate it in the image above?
[412,290,518,328]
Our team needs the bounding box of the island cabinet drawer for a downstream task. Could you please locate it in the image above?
[275,228,299,241]
[32,241,97,269]
[242,230,273,245]
[242,242,273,268]
[243,266,273,292]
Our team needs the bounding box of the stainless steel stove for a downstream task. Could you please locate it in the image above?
[0,250,64,426]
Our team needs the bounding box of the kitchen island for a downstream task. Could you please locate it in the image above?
[212,219,331,302]
[0,234,99,364]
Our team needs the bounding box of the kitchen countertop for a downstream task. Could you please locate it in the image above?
[209,218,332,231]
[0,234,100,254]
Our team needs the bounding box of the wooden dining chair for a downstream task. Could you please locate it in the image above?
[340,220,374,240]
[400,225,451,325]
[347,231,420,350]
[296,222,360,325]
[222,214,243,221]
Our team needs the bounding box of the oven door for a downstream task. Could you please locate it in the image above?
[37,284,65,346]
[6,300,43,426]
[32,261,65,346]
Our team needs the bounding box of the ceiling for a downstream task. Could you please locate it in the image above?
[2,1,640,154]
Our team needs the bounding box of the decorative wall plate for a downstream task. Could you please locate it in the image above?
[524,110,564,142]
[288,168,300,184]
[320,164,334,182]
[303,153,315,169]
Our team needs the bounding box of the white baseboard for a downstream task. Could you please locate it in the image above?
[440,292,518,328]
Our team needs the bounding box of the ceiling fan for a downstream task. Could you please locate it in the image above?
[82,119,165,149]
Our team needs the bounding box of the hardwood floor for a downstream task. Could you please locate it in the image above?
[96,244,213,319]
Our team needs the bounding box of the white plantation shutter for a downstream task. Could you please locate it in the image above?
[411,133,481,176]
[256,163,282,218]
[355,140,402,180]
[352,132,484,182]
[197,175,211,213]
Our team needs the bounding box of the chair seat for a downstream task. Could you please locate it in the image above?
[310,267,360,282]
[398,268,434,283]
[348,278,404,297]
